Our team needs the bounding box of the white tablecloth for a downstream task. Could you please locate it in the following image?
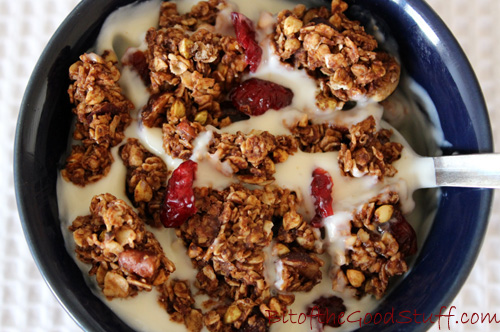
[1,0,498,331]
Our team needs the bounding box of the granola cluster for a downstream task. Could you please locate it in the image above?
[163,118,207,159]
[69,194,175,298]
[175,184,323,331]
[158,279,204,332]
[120,139,169,228]
[333,191,416,299]
[141,0,248,128]
[291,119,346,153]
[208,131,298,185]
[62,52,134,186]
[272,0,400,110]
[338,116,403,179]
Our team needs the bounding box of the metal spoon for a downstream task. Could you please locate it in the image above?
[432,154,500,188]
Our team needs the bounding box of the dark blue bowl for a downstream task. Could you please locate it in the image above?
[14,0,493,331]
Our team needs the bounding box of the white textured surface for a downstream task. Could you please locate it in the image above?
[1,0,499,331]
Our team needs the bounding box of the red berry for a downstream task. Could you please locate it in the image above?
[231,12,262,72]
[229,78,294,116]
[160,160,197,227]
[122,49,149,84]
[311,168,334,226]
[307,296,346,329]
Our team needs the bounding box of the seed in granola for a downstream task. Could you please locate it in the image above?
[229,78,294,116]
[161,160,198,227]
[194,111,208,125]
[171,99,186,118]
[231,12,262,72]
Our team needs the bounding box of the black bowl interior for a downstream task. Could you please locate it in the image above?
[14,0,493,331]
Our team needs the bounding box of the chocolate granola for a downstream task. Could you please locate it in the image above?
[61,1,419,331]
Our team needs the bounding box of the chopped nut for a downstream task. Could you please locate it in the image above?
[274,243,291,256]
[224,305,242,324]
[375,205,394,223]
[179,38,195,59]
[346,269,365,288]
[103,272,129,298]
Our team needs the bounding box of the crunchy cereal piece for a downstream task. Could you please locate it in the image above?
[142,91,197,128]
[61,144,113,186]
[208,131,298,185]
[158,279,203,332]
[291,120,347,153]
[333,192,416,299]
[159,0,226,30]
[69,194,175,299]
[338,116,403,179]
[272,0,400,110]
[68,52,133,147]
[162,118,206,159]
[276,218,323,253]
[145,14,247,127]
[258,294,295,323]
[120,139,168,228]
[203,309,227,332]
[274,251,323,292]
[63,51,134,186]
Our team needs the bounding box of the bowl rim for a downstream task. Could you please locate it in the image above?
[14,0,494,331]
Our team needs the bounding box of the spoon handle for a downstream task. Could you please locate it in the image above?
[433,154,500,188]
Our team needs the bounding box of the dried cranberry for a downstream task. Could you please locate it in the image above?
[122,49,150,84]
[307,296,346,328]
[311,168,334,222]
[160,160,197,227]
[220,100,251,123]
[379,212,417,256]
[231,12,262,72]
[229,78,294,116]
[310,214,323,228]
